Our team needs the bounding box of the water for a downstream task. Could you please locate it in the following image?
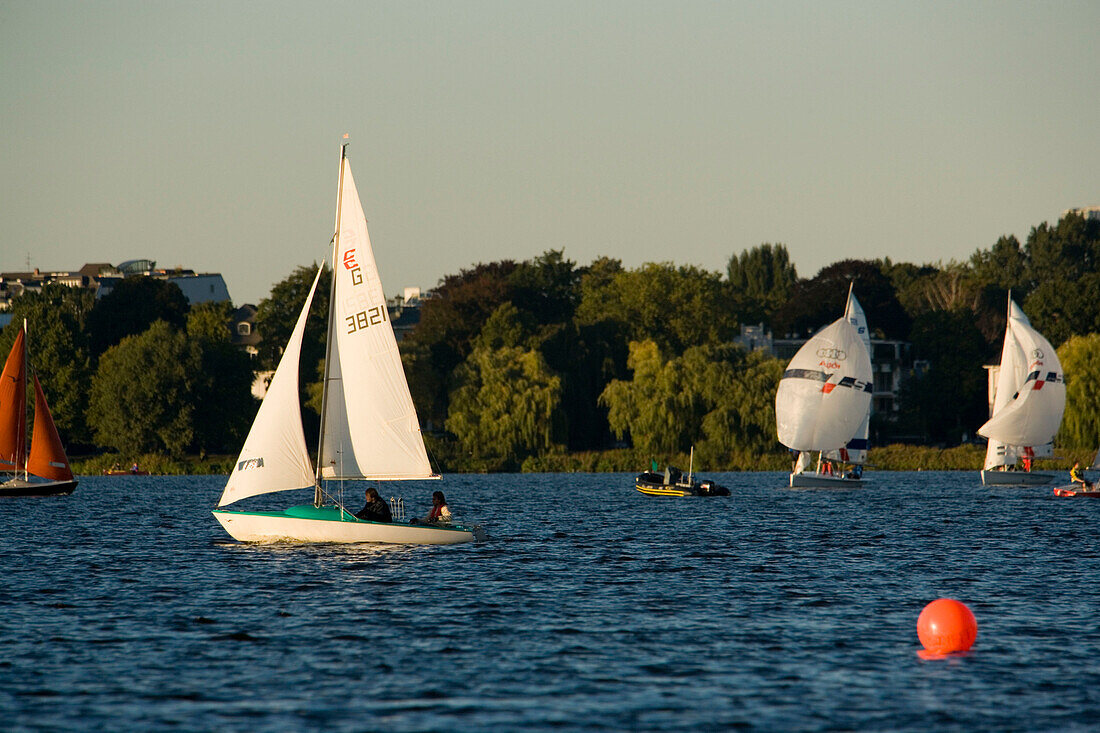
[3,472,1100,731]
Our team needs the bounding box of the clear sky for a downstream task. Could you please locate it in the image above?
[2,1,1098,305]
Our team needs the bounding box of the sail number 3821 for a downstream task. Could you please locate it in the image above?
[346,305,388,334]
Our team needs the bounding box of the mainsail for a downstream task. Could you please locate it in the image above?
[317,156,434,481]
[776,317,873,452]
[978,298,1064,470]
[217,269,322,507]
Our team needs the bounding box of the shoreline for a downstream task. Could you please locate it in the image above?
[70,444,1091,476]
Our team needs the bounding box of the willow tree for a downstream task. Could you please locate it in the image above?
[445,345,565,470]
[599,340,699,456]
[1058,333,1100,450]
[599,340,785,463]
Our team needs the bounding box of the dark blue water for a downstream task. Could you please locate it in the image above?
[3,472,1100,731]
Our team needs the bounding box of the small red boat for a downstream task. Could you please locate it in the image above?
[1053,486,1100,498]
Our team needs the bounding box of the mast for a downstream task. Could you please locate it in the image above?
[21,319,28,482]
[314,138,349,506]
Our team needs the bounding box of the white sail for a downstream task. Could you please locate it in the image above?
[318,157,434,481]
[978,299,1065,469]
[776,317,873,452]
[218,269,323,507]
[824,291,871,464]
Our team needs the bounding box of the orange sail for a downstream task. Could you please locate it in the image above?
[0,329,27,471]
[27,374,73,481]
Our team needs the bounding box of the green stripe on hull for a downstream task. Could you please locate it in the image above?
[212,504,475,535]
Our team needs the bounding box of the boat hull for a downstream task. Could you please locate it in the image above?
[634,472,729,497]
[0,477,78,497]
[1053,485,1100,498]
[789,472,863,489]
[212,504,478,545]
[980,470,1055,486]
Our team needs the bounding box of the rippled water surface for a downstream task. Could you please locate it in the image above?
[3,472,1100,731]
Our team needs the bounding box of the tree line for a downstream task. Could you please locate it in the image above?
[3,212,1100,469]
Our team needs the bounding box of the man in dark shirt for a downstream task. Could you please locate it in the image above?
[354,487,392,522]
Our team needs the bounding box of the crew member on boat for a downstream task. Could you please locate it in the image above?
[412,491,452,525]
[1070,462,1093,491]
[355,487,392,522]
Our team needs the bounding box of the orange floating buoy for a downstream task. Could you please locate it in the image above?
[917,598,977,656]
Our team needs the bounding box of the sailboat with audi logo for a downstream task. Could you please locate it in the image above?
[977,295,1064,486]
[775,286,873,488]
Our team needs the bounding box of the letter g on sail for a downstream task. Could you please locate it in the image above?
[816,347,847,360]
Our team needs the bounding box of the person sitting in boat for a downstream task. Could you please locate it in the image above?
[412,490,452,525]
[355,487,392,522]
[1070,462,1093,491]
[821,460,834,476]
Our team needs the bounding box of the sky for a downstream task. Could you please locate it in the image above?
[2,1,1098,306]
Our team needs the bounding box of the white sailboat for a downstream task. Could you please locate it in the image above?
[978,296,1065,486]
[213,142,478,544]
[776,291,873,488]
[823,286,872,471]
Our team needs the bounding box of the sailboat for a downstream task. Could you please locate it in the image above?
[212,142,478,544]
[977,296,1065,486]
[823,286,872,474]
[0,321,78,497]
[775,290,873,488]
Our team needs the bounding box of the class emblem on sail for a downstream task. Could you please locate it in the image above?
[212,141,478,544]
[775,288,873,488]
[0,322,78,497]
[977,297,1065,486]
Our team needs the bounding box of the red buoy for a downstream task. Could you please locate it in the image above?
[917,598,977,656]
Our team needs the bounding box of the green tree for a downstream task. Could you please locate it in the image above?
[86,276,190,356]
[970,235,1027,293]
[726,243,798,324]
[600,340,787,462]
[0,284,96,446]
[575,263,738,354]
[1024,273,1100,348]
[445,344,565,470]
[896,308,992,444]
[186,302,257,453]
[87,321,196,455]
[1057,333,1100,450]
[1024,213,1100,287]
[508,250,581,326]
[772,259,910,340]
[403,260,518,425]
[697,350,786,464]
[254,263,330,372]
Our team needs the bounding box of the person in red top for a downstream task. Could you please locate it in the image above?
[425,491,452,524]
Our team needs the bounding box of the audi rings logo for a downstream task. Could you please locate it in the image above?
[1031,348,1044,359]
[816,347,847,360]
